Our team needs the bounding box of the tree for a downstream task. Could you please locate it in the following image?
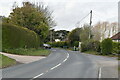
[8,2,55,41]
[92,22,118,41]
[68,28,82,44]
[80,24,91,42]
[44,29,55,43]
[92,22,101,41]
[54,30,69,41]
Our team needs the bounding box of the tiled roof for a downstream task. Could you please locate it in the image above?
[111,32,120,40]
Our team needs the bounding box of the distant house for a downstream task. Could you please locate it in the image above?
[111,32,120,42]
[55,39,61,42]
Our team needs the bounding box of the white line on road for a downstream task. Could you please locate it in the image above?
[33,73,44,79]
[32,52,69,79]
[63,58,67,62]
[50,63,61,70]
[98,67,102,79]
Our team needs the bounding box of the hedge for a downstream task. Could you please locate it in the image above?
[101,38,113,55]
[81,40,101,52]
[48,41,69,48]
[112,42,120,54]
[2,23,40,50]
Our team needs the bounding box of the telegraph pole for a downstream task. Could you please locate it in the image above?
[90,10,92,26]
[89,10,92,39]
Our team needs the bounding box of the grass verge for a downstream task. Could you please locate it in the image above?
[84,51,100,55]
[0,54,16,68]
[119,66,120,71]
[3,48,50,56]
[84,50,118,58]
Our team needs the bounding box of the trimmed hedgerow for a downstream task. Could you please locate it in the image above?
[101,38,113,55]
[112,42,120,54]
[2,23,40,50]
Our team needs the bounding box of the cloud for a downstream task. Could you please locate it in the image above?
[0,0,118,31]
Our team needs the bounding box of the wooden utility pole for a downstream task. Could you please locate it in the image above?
[90,10,92,26]
[50,30,53,43]
[89,10,92,39]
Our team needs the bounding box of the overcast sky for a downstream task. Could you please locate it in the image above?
[0,0,119,31]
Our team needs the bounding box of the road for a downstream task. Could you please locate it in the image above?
[2,48,118,79]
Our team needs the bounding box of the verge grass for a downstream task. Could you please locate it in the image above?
[3,48,50,56]
[0,54,16,68]
[84,50,118,58]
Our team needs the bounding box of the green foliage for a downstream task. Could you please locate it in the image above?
[48,41,69,48]
[112,42,120,54]
[2,23,40,50]
[54,30,69,41]
[3,48,50,56]
[84,51,100,55]
[101,38,113,55]
[81,40,101,52]
[49,41,79,49]
[68,28,82,44]
[73,41,79,47]
[8,2,54,41]
[0,54,16,68]
[80,25,91,42]
[45,30,69,43]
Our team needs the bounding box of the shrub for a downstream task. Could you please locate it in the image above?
[73,41,79,47]
[101,38,113,55]
[48,41,69,48]
[81,40,100,52]
[2,23,40,50]
[112,42,120,54]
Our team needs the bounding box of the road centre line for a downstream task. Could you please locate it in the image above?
[50,63,61,70]
[98,67,102,79]
[33,73,44,79]
[32,52,69,79]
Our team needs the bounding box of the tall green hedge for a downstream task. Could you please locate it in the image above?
[101,38,113,55]
[2,23,40,50]
[112,42,120,54]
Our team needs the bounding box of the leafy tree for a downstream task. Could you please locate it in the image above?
[80,24,91,42]
[44,29,55,43]
[54,30,69,41]
[92,22,118,41]
[8,2,55,41]
[68,28,82,45]
[45,30,69,43]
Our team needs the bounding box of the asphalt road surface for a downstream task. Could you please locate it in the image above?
[2,48,118,79]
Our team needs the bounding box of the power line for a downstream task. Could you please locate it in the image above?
[76,12,90,27]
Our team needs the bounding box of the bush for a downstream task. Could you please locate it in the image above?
[2,23,40,50]
[48,41,69,48]
[101,38,113,55]
[112,42,120,54]
[72,41,79,47]
[81,40,101,52]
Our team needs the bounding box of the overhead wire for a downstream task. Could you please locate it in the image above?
[76,12,90,27]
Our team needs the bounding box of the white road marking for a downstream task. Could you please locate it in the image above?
[32,52,69,79]
[50,63,61,70]
[98,67,102,78]
[33,73,44,79]
[63,58,67,62]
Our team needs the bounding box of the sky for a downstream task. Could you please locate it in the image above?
[0,0,119,31]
